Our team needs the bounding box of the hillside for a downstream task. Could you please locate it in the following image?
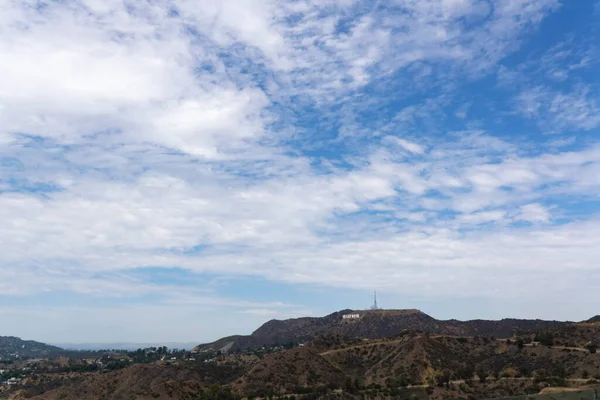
[233,346,347,396]
[584,316,600,324]
[15,363,243,400]
[319,333,596,386]
[542,322,600,348]
[0,337,64,361]
[195,309,569,352]
[233,329,600,398]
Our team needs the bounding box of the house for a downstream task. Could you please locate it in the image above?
[7,377,22,386]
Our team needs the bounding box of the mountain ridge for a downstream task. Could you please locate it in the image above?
[194,309,571,352]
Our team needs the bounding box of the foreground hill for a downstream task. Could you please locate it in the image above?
[195,309,569,352]
[233,324,600,398]
[0,337,64,360]
[16,363,243,400]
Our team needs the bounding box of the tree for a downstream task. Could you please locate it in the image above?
[457,363,475,380]
[476,366,487,383]
[344,377,358,394]
[585,342,597,354]
[519,365,532,378]
[534,331,554,347]
[436,370,451,387]
[516,338,525,350]
[493,369,500,380]
[197,384,238,400]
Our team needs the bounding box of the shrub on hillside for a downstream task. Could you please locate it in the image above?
[534,331,554,346]
[585,342,597,354]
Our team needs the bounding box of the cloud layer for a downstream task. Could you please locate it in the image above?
[1,0,600,341]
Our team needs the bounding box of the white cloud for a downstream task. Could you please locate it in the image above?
[383,136,425,154]
[516,85,600,133]
[146,89,270,158]
[176,0,288,67]
[1,135,599,298]
[0,0,564,150]
[0,0,274,159]
[458,210,507,224]
[515,203,552,223]
[549,87,600,131]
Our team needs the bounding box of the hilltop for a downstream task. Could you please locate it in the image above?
[194,309,568,352]
[0,337,64,361]
[584,316,600,324]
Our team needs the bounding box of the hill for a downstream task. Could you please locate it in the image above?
[195,309,569,352]
[231,329,600,398]
[0,337,64,361]
[584,316,600,324]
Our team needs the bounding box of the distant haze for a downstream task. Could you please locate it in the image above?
[53,342,199,351]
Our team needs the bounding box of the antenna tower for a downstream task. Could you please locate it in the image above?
[371,290,380,310]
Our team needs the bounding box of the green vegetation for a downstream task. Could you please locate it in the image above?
[197,384,238,400]
[585,342,597,354]
[534,331,554,347]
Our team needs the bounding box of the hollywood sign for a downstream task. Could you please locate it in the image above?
[342,314,360,319]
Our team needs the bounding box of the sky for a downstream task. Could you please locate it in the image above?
[1,0,600,344]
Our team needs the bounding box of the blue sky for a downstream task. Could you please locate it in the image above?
[1,0,600,343]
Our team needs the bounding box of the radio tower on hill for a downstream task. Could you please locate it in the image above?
[370,290,380,310]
